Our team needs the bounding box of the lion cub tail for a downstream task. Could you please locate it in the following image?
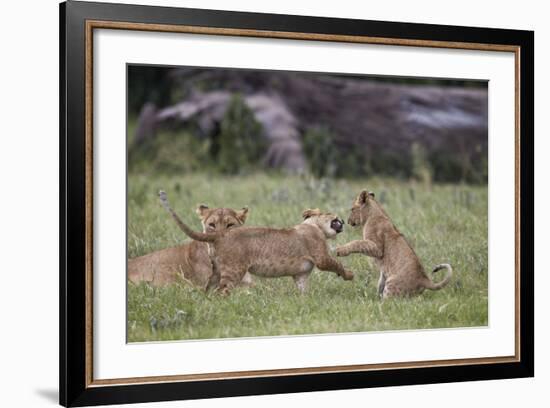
[159,190,217,243]
[424,263,453,291]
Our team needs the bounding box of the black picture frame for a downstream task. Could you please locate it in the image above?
[60,1,534,406]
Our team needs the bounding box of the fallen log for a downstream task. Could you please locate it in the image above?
[133,68,487,175]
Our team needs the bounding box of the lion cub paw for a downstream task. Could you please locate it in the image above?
[341,269,354,281]
[336,246,349,257]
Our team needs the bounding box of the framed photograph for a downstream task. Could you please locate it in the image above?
[60,1,534,406]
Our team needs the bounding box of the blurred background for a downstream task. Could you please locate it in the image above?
[128,65,488,184]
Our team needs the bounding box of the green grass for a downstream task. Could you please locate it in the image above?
[127,172,488,342]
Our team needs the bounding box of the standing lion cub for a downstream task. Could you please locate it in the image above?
[128,204,250,288]
[159,191,354,294]
[336,190,452,298]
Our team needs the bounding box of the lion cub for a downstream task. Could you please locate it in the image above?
[336,190,452,298]
[128,204,250,288]
[159,191,354,294]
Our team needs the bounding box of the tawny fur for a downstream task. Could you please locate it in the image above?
[159,191,354,294]
[336,190,452,298]
[128,204,250,288]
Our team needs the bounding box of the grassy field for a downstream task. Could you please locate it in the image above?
[127,172,488,342]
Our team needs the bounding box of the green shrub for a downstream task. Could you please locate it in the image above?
[302,126,338,178]
[216,94,266,174]
[429,148,487,184]
[369,150,411,179]
[335,148,369,179]
[410,142,433,185]
[128,129,212,174]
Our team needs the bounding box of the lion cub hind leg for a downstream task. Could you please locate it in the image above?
[217,266,247,296]
[377,272,386,298]
[290,258,314,293]
[382,278,422,298]
[381,279,403,298]
[293,273,310,293]
[295,257,315,275]
[205,269,220,292]
[240,272,255,287]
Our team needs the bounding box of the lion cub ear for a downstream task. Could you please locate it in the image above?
[195,204,210,219]
[357,190,369,205]
[357,190,374,205]
[236,207,249,224]
[302,208,322,219]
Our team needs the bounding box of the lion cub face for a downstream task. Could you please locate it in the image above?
[196,205,249,233]
[302,208,344,239]
[348,190,376,227]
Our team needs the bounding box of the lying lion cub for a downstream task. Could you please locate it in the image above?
[128,204,250,288]
[336,190,452,298]
[159,191,354,294]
